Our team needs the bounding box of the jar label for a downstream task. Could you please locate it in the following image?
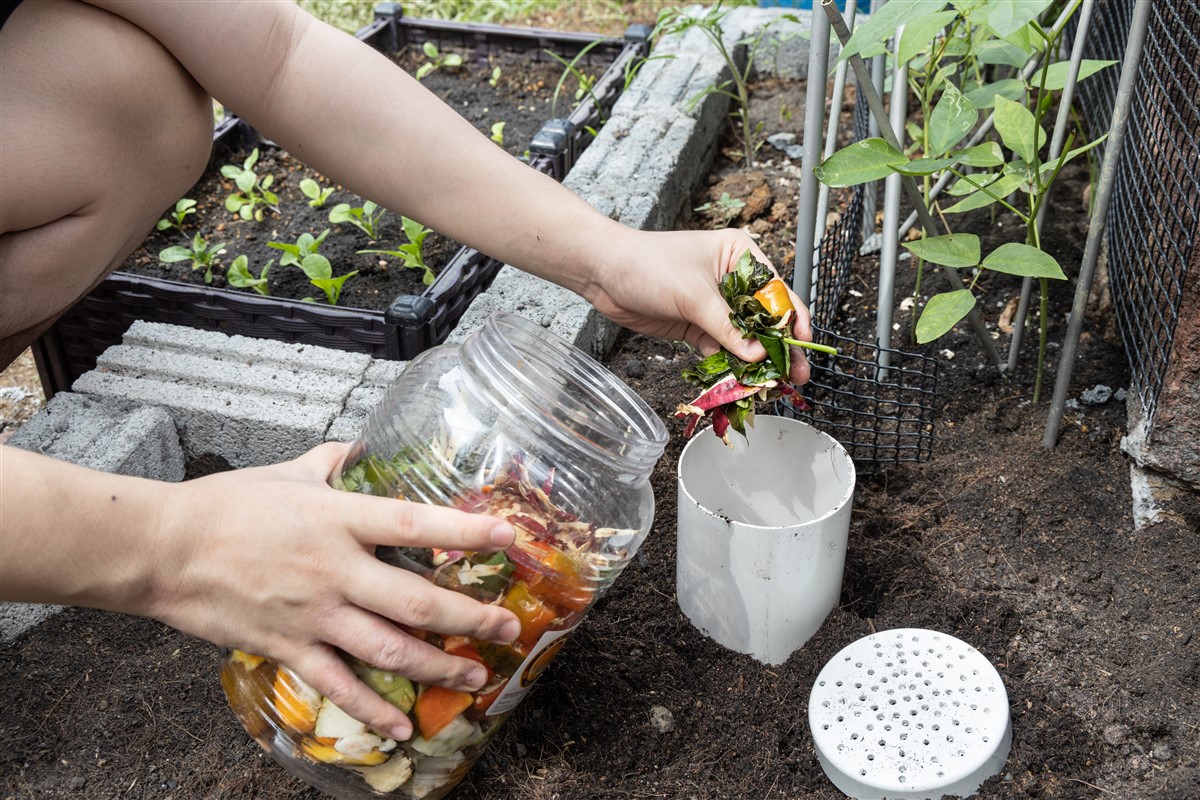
[485,622,580,716]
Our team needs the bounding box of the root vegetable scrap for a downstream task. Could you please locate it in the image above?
[676,251,834,445]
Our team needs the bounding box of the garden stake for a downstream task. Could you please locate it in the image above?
[792,6,831,311]
[814,1,858,265]
[1044,0,1152,448]
[876,26,908,375]
[1008,0,1096,373]
[894,0,1084,240]
[820,0,1004,368]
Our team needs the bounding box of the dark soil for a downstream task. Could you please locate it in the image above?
[4,76,1199,800]
[118,49,595,311]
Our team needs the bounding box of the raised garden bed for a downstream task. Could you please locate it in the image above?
[32,6,649,397]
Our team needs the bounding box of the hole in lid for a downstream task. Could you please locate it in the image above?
[838,744,845,751]
[900,732,908,740]
[822,701,830,707]
[835,681,843,687]
[983,736,990,743]
[876,714,885,721]
[958,750,965,757]
[938,771,945,778]
[902,721,910,728]
[837,716,844,722]
[867,754,875,761]
[867,724,875,731]
[932,724,940,731]
[868,669,876,675]
[851,733,859,740]
[923,739,930,746]
[947,735,955,743]
[966,727,973,734]
[860,769,868,776]
[855,683,862,689]
[878,739,886,747]
[855,662,863,668]
[822,724,829,730]
[819,680,826,686]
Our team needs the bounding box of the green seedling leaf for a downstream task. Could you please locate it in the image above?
[988,0,1051,37]
[993,96,1045,164]
[964,78,1025,109]
[981,242,1066,279]
[422,41,438,59]
[1042,59,1118,91]
[839,0,931,63]
[814,138,908,187]
[952,142,1005,168]
[159,246,195,263]
[916,289,977,343]
[226,255,272,295]
[903,233,981,268]
[943,173,1025,212]
[444,53,463,68]
[897,10,959,66]
[928,83,978,156]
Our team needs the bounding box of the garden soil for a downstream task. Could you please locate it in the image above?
[4,77,1199,800]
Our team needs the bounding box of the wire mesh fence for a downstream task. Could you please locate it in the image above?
[1074,0,1200,418]
[782,89,940,469]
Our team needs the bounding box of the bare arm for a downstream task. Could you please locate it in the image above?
[0,443,520,740]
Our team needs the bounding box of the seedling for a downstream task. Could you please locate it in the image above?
[415,41,463,81]
[155,198,197,235]
[488,66,502,88]
[695,192,746,229]
[267,228,331,268]
[655,4,800,167]
[226,255,272,296]
[359,216,436,285]
[298,254,358,305]
[490,121,506,146]
[299,178,334,208]
[221,148,279,222]
[159,232,225,284]
[329,200,384,240]
[548,42,604,120]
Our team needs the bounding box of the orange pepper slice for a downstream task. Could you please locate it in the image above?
[752,278,796,320]
[273,666,319,734]
[501,580,559,648]
[414,685,475,740]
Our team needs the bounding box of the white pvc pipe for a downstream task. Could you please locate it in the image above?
[676,416,856,665]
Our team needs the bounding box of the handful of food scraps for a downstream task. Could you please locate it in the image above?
[675,251,836,445]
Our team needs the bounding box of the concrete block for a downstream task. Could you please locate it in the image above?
[327,359,409,444]
[7,392,184,481]
[72,321,373,468]
[1,603,64,643]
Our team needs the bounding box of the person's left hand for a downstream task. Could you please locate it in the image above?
[581,228,813,386]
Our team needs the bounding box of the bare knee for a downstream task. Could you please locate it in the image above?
[0,0,213,349]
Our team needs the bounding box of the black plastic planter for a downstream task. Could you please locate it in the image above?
[32,7,647,398]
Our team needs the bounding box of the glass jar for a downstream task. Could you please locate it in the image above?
[220,312,668,799]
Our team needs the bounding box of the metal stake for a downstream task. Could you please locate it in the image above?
[815,2,859,260]
[877,31,908,371]
[1044,0,1152,448]
[793,7,831,308]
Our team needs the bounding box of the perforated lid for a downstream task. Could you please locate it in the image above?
[808,629,1011,800]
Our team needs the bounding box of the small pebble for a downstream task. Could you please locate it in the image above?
[624,359,646,379]
[1152,742,1172,761]
[1103,724,1128,746]
[649,705,675,734]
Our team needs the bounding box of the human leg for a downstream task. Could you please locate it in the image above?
[0,0,213,368]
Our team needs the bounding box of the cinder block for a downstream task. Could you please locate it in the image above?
[7,392,184,481]
[327,359,409,444]
[72,321,373,468]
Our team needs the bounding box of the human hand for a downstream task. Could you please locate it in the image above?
[150,442,519,741]
[582,228,814,386]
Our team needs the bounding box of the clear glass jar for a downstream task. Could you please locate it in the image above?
[220,312,668,799]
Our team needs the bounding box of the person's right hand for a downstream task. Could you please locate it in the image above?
[150,441,520,741]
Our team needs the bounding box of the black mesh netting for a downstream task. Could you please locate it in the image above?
[782,84,940,468]
[1074,0,1200,417]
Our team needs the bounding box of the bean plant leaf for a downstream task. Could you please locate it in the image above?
[838,0,931,63]
[897,10,959,67]
[916,290,976,343]
[946,170,1000,196]
[928,83,978,156]
[981,242,1066,279]
[975,39,1029,68]
[988,0,1052,38]
[993,96,1045,163]
[952,142,1005,167]
[814,138,908,187]
[942,173,1025,212]
[1042,59,1118,91]
[903,233,981,268]
[159,246,194,263]
[894,156,957,176]
[1037,134,1109,174]
[964,78,1025,109]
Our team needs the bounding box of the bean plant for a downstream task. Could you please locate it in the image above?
[221,148,279,222]
[329,200,384,240]
[155,198,197,235]
[360,216,436,285]
[160,233,225,285]
[814,0,1112,399]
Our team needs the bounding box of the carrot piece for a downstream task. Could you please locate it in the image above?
[752,278,796,320]
[414,685,474,740]
[512,542,593,613]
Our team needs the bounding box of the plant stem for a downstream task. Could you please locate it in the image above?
[783,337,839,356]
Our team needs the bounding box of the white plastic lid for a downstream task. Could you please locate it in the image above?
[808,629,1011,800]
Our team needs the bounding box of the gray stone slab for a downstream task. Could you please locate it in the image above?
[327,359,409,444]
